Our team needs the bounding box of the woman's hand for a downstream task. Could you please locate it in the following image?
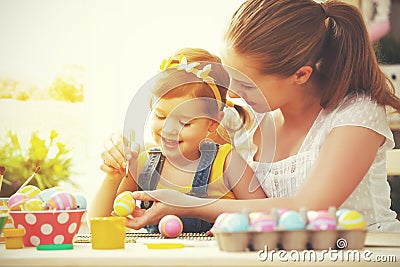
[125,189,215,229]
[125,191,172,229]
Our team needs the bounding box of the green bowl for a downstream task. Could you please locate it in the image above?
[0,214,8,233]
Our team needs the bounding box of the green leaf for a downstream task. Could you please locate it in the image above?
[33,174,43,190]
[0,130,75,196]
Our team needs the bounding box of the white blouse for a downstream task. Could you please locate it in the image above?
[223,93,400,232]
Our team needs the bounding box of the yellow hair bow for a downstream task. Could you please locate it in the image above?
[159,56,173,71]
[158,54,223,111]
[225,99,235,108]
[196,64,212,80]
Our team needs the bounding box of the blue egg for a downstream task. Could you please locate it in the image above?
[74,193,87,209]
[38,186,63,202]
[216,213,249,232]
[279,210,306,230]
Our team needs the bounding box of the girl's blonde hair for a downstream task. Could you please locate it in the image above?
[225,0,400,112]
[153,48,249,125]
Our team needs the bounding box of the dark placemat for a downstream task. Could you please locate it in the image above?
[74,232,214,243]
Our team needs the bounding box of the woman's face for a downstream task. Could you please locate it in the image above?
[151,95,218,162]
[221,47,294,113]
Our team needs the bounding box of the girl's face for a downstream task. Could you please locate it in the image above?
[221,47,294,113]
[151,95,219,162]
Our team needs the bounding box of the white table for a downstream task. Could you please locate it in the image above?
[0,233,399,267]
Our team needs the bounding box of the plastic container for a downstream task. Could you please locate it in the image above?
[9,210,86,247]
[3,228,25,249]
[90,216,126,249]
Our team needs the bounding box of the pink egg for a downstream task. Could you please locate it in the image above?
[158,215,183,238]
[307,210,337,230]
[7,193,28,211]
[249,212,277,231]
[47,191,77,210]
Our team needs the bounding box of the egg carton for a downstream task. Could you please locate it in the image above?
[213,229,367,252]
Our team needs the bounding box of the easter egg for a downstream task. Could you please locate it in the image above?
[249,212,277,231]
[38,186,63,202]
[19,185,41,198]
[212,212,231,232]
[307,210,337,230]
[213,212,249,232]
[7,193,28,211]
[336,208,350,219]
[24,198,46,211]
[278,209,288,217]
[278,210,306,230]
[47,191,77,210]
[113,191,135,217]
[338,210,366,230]
[158,215,183,238]
[74,193,87,209]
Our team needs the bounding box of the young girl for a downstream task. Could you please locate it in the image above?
[88,48,266,233]
[123,0,400,232]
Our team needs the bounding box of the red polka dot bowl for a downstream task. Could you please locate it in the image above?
[9,210,86,247]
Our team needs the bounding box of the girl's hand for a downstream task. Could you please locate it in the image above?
[100,132,140,177]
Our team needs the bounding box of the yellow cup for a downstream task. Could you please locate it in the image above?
[3,228,25,249]
[90,216,126,249]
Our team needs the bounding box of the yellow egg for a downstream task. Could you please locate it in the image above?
[338,210,366,230]
[24,198,46,211]
[19,185,41,198]
[113,191,135,217]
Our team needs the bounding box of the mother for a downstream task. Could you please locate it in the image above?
[92,0,400,232]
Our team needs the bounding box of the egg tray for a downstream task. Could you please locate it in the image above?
[74,232,214,243]
[213,229,367,252]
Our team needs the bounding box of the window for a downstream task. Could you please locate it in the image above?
[0,0,244,201]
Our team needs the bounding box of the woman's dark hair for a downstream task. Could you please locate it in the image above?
[225,0,400,112]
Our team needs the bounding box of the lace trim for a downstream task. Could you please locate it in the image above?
[251,151,316,198]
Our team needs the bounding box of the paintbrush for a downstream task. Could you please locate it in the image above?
[125,131,135,179]
[0,166,6,191]
[17,166,40,192]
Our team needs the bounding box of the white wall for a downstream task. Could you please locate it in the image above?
[0,0,245,202]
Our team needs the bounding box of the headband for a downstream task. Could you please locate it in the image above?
[159,54,231,110]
